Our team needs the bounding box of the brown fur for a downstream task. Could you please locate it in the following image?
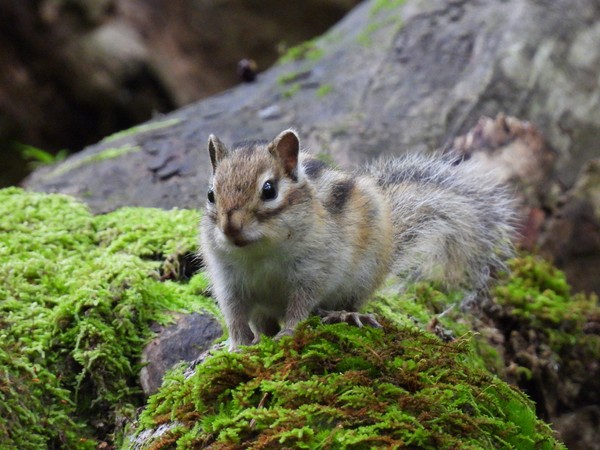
[201,129,515,349]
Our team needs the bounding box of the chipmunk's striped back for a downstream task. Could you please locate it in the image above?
[366,152,515,291]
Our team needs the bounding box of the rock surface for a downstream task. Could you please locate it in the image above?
[26,0,600,209]
[0,0,359,186]
[140,313,222,396]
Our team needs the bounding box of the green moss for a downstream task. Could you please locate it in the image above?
[94,207,199,259]
[357,21,384,46]
[371,256,600,383]
[39,117,183,178]
[369,283,458,327]
[101,118,182,144]
[357,0,406,46]
[276,71,305,85]
[132,319,563,449]
[0,337,86,449]
[494,256,588,327]
[316,84,333,98]
[494,255,600,356]
[281,83,302,99]
[370,0,407,16]
[0,188,214,448]
[492,255,600,400]
[278,38,324,64]
[367,282,501,374]
[367,282,478,349]
[2,187,591,449]
[48,144,141,178]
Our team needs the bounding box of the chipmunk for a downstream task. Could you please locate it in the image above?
[200,129,515,349]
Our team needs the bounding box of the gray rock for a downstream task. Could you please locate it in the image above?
[1,0,359,179]
[139,313,222,396]
[125,422,184,450]
[26,0,600,214]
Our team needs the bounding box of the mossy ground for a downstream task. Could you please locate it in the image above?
[2,188,596,449]
[129,253,600,449]
[491,256,600,421]
[0,188,215,449]
[132,319,562,450]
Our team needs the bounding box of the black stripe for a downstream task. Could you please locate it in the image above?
[326,178,355,215]
[303,158,327,179]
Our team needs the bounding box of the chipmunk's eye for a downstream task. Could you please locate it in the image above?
[207,186,215,204]
[261,180,277,201]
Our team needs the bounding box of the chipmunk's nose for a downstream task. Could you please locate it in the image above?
[221,210,246,245]
[223,221,241,238]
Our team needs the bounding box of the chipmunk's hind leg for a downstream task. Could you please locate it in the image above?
[316,309,382,329]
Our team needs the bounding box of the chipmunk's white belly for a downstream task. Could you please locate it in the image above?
[228,252,294,316]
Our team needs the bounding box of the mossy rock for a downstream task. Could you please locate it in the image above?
[491,256,600,421]
[3,187,594,449]
[0,188,215,448]
[128,319,562,449]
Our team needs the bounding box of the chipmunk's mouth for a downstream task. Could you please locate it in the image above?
[232,238,251,247]
[226,235,258,248]
[220,226,261,248]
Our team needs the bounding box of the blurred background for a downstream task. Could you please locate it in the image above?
[0,0,361,187]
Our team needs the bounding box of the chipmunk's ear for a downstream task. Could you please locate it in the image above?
[269,129,299,180]
[208,134,229,172]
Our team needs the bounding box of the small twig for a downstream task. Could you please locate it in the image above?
[249,392,270,430]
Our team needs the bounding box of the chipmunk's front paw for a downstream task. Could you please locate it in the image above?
[318,310,382,328]
[274,327,295,341]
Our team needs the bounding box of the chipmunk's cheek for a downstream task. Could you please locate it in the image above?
[259,221,292,244]
[236,228,263,247]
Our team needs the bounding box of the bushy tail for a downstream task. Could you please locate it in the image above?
[367,152,516,292]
